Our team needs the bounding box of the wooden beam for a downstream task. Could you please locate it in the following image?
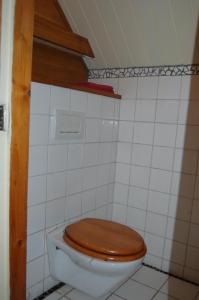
[10,1,34,299]
[34,15,94,57]
[32,41,88,85]
[34,0,72,32]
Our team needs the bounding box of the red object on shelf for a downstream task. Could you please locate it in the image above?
[71,82,114,93]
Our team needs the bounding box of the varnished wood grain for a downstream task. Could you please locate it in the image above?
[64,218,146,262]
[10,1,34,299]
[35,0,72,32]
[32,41,88,84]
[34,15,94,57]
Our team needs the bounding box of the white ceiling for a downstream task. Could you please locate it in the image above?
[59,0,199,69]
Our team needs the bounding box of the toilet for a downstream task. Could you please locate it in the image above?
[47,218,147,298]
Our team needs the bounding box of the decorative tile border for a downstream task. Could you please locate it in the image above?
[88,64,199,79]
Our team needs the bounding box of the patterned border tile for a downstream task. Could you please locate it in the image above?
[88,64,199,79]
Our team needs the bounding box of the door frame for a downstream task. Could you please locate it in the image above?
[9,1,34,299]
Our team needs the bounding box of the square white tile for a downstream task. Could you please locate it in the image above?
[158,76,181,100]
[132,144,152,167]
[115,279,156,300]
[31,82,50,114]
[154,124,176,148]
[133,122,154,145]
[118,121,133,142]
[28,175,47,206]
[47,172,66,201]
[156,100,179,123]
[120,99,136,121]
[137,77,158,99]
[132,266,168,289]
[130,165,150,189]
[135,100,156,122]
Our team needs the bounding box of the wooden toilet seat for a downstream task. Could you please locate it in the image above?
[63,218,147,262]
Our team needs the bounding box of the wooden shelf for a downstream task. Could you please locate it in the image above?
[57,82,121,99]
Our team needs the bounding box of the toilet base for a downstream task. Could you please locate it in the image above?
[47,229,144,298]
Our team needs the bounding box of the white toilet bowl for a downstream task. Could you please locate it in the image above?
[47,219,146,298]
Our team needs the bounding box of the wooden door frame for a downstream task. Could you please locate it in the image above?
[10,1,34,299]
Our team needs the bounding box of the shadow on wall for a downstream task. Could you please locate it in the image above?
[168,17,199,292]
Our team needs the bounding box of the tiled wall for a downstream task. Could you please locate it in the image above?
[26,82,119,299]
[100,75,199,284]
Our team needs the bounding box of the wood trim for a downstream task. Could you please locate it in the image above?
[34,15,94,57]
[34,0,72,32]
[32,41,88,85]
[10,1,34,299]
[63,82,121,99]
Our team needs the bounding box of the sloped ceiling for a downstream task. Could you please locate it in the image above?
[59,0,199,69]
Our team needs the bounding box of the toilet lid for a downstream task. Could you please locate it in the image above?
[63,218,146,261]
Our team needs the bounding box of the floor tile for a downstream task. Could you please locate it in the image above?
[56,285,73,296]
[66,289,108,300]
[161,277,199,300]
[152,292,178,300]
[44,291,62,300]
[132,266,168,289]
[115,279,156,300]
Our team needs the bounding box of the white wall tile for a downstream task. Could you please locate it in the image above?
[146,212,167,237]
[67,143,83,169]
[50,86,70,114]
[48,145,67,173]
[150,169,172,193]
[126,207,146,230]
[148,191,170,215]
[82,189,96,213]
[145,233,164,257]
[27,204,45,235]
[100,120,114,142]
[83,166,97,190]
[158,76,181,99]
[132,144,152,166]
[86,93,102,118]
[114,183,129,205]
[29,146,47,176]
[133,122,154,145]
[181,76,199,100]
[135,100,156,122]
[86,119,101,142]
[154,124,177,147]
[130,165,150,188]
[191,200,199,224]
[31,82,50,115]
[70,90,87,113]
[101,97,115,119]
[137,77,158,99]
[27,231,45,262]
[67,169,82,195]
[117,142,132,164]
[112,204,127,224]
[115,163,130,185]
[120,99,136,120]
[46,197,65,227]
[151,146,174,170]
[29,115,49,146]
[128,186,148,210]
[118,121,133,142]
[156,100,179,123]
[65,193,82,219]
[28,176,46,206]
[84,143,99,166]
[118,78,137,99]
[47,172,66,201]
[27,257,44,288]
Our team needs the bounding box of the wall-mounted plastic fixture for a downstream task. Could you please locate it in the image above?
[0,105,5,131]
[52,110,85,140]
